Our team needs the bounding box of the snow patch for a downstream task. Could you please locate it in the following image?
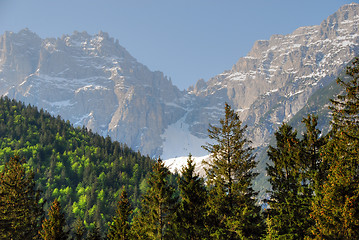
[265,88,279,96]
[43,99,73,107]
[164,155,210,177]
[161,116,210,160]
[75,85,109,93]
[286,90,304,98]
[227,72,247,82]
[237,108,249,112]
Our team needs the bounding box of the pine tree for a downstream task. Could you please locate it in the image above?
[301,115,326,193]
[39,198,69,240]
[0,156,44,239]
[309,131,359,239]
[202,103,264,239]
[73,218,85,240]
[176,154,208,240]
[107,188,132,240]
[309,58,359,239]
[329,57,359,136]
[265,123,312,239]
[87,224,102,240]
[132,158,177,240]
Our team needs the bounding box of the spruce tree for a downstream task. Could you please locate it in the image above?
[132,158,177,240]
[176,154,208,240]
[39,198,69,240]
[301,115,326,193]
[87,224,102,240]
[107,188,132,240]
[202,103,264,239]
[73,218,85,240]
[265,123,312,239]
[329,57,359,136]
[309,58,359,239]
[0,156,44,239]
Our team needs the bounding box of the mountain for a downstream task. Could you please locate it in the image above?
[0,3,359,160]
[187,3,359,148]
[0,30,186,156]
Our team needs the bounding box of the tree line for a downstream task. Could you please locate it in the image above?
[0,58,358,239]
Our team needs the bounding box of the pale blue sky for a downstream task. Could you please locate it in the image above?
[0,0,356,90]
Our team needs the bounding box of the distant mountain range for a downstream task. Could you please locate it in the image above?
[1,3,358,167]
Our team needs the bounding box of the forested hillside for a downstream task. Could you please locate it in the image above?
[0,97,154,229]
[0,57,358,239]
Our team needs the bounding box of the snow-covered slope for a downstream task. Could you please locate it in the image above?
[164,155,210,177]
[161,114,210,159]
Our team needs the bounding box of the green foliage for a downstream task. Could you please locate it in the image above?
[107,188,133,240]
[265,123,314,239]
[0,96,153,230]
[301,115,327,196]
[330,57,359,135]
[2,57,359,239]
[132,159,177,240]
[87,223,102,240]
[202,103,264,239]
[0,156,44,239]
[175,154,208,240]
[73,218,85,240]
[265,58,359,239]
[40,198,69,240]
[309,131,359,239]
[309,58,359,239]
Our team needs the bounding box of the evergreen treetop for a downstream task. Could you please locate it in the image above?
[107,188,132,240]
[132,158,177,240]
[309,57,359,239]
[176,154,208,240]
[0,156,44,240]
[39,198,69,240]
[202,103,264,239]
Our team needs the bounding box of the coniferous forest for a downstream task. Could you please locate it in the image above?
[0,58,358,239]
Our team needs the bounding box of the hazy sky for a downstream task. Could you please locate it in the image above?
[0,0,356,90]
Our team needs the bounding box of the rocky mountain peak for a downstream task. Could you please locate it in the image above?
[181,3,359,150]
[0,29,184,156]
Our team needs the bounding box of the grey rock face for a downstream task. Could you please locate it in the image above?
[0,4,359,157]
[188,3,359,148]
[0,29,185,157]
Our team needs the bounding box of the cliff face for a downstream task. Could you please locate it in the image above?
[0,4,359,157]
[188,3,359,148]
[0,30,186,156]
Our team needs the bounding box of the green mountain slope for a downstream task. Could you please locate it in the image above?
[0,96,154,230]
